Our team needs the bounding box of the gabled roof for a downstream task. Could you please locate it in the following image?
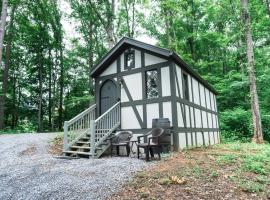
[91,37,217,94]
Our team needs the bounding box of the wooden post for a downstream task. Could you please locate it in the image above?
[63,121,68,151]
[90,120,96,158]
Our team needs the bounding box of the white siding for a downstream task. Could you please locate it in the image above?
[145,53,166,66]
[121,107,141,129]
[121,86,128,102]
[100,60,117,76]
[136,105,143,122]
[208,112,213,128]
[193,78,200,105]
[175,66,182,98]
[205,89,211,110]
[161,67,171,96]
[196,132,204,146]
[163,102,172,125]
[134,49,141,68]
[200,84,206,107]
[146,103,159,128]
[202,111,208,128]
[178,133,187,149]
[185,105,190,128]
[210,92,215,111]
[213,95,217,112]
[187,132,192,147]
[209,132,215,145]
[190,107,195,128]
[212,114,216,128]
[123,73,142,101]
[188,75,193,102]
[177,103,184,127]
[203,132,209,145]
[195,108,202,128]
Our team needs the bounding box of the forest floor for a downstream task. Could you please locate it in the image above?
[110,143,270,200]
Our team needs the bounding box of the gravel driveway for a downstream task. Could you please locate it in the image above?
[0,133,149,200]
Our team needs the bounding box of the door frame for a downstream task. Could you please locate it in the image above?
[99,78,120,116]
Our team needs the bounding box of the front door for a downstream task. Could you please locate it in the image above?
[100,80,118,115]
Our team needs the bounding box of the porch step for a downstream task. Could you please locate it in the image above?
[63,150,97,156]
[70,146,102,150]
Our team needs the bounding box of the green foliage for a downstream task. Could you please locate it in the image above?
[220,108,252,142]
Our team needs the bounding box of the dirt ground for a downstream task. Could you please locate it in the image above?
[109,144,270,200]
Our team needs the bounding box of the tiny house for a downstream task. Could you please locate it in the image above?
[63,37,220,158]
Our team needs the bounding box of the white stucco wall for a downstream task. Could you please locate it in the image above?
[177,103,184,127]
[146,103,159,128]
[123,73,142,101]
[178,133,187,149]
[145,53,166,66]
[175,65,183,98]
[163,101,172,125]
[200,84,206,107]
[161,67,171,97]
[192,78,200,105]
[121,106,141,129]
[100,60,117,76]
[194,108,202,128]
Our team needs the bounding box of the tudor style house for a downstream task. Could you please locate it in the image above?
[63,37,220,158]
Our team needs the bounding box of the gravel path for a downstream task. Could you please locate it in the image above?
[0,133,149,200]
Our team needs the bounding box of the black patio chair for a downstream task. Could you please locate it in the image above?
[110,131,133,157]
[137,128,164,161]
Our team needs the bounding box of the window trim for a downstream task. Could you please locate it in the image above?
[145,69,159,99]
[182,71,189,101]
[124,49,135,70]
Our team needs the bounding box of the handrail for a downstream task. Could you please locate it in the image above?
[94,102,120,122]
[68,104,96,125]
[63,104,96,151]
[90,102,121,158]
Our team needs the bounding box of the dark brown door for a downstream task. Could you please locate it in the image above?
[100,80,117,114]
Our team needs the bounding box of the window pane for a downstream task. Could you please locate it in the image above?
[125,51,135,69]
[146,70,159,98]
[127,53,134,67]
[183,73,189,101]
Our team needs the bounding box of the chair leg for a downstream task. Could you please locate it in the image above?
[111,145,113,157]
[145,147,150,162]
[158,146,161,160]
[137,146,140,159]
[117,146,120,156]
[149,147,154,158]
[127,145,130,157]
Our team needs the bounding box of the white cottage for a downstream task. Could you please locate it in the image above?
[63,37,220,158]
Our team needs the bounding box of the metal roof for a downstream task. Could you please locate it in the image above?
[91,37,218,94]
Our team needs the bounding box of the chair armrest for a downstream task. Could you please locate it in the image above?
[137,135,145,143]
[148,136,160,145]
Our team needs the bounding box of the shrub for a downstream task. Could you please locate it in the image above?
[220,108,252,142]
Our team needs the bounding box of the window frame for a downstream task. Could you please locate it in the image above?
[145,69,159,99]
[124,49,135,70]
[182,72,189,101]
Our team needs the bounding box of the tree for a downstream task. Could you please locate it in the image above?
[241,0,263,143]
[0,0,8,129]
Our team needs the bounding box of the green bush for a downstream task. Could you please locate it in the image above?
[220,108,252,142]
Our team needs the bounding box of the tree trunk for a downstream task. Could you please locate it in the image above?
[58,45,64,131]
[263,0,270,18]
[107,0,115,49]
[0,0,8,130]
[241,0,263,143]
[48,48,52,131]
[37,52,44,132]
[88,20,94,96]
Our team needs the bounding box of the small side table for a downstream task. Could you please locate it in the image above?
[130,140,138,155]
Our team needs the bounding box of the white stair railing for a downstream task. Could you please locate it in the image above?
[63,104,96,151]
[90,102,121,158]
